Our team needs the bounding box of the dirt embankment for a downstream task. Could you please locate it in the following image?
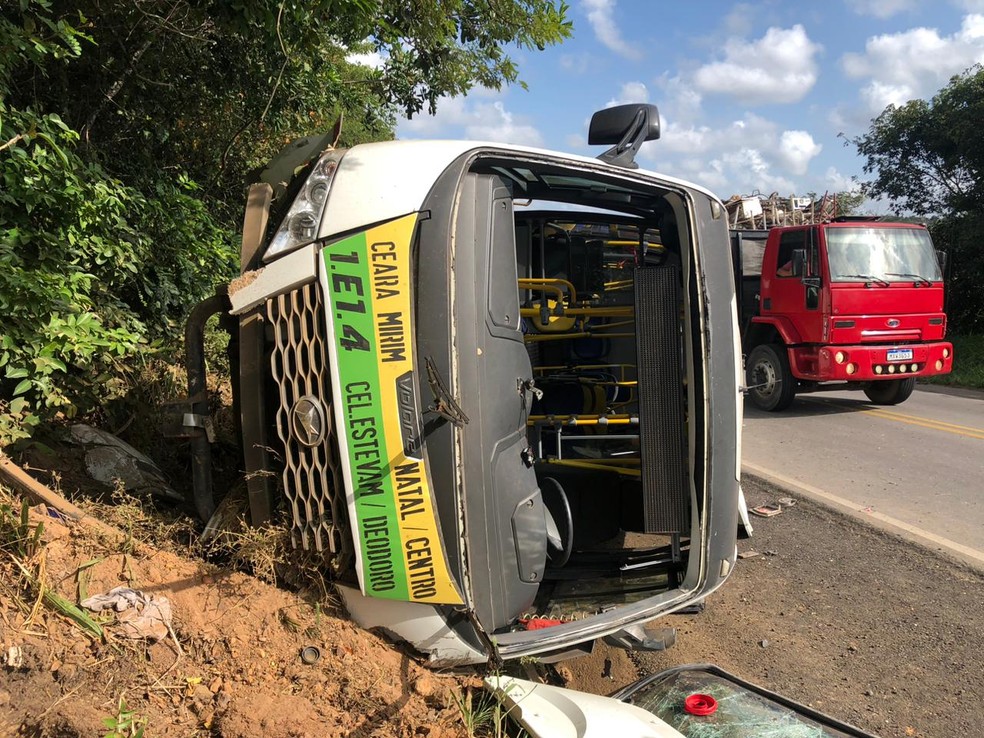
[0,502,471,738]
[5,471,982,738]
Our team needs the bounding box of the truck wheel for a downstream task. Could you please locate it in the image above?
[863,377,916,405]
[746,344,796,412]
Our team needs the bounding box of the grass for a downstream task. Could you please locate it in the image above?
[101,696,147,738]
[0,487,105,639]
[923,334,984,390]
[452,686,528,738]
[79,482,198,555]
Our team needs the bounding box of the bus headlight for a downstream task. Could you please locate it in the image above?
[265,153,340,261]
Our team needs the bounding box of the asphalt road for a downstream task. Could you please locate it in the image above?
[741,383,984,567]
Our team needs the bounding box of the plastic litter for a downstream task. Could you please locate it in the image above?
[3,646,23,669]
[750,503,782,518]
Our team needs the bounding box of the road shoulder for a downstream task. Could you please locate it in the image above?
[742,461,984,571]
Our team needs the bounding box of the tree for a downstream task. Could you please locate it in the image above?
[852,65,984,217]
[4,0,572,221]
[851,65,984,333]
[0,0,572,441]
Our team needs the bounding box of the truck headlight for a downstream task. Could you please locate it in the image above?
[264,153,340,261]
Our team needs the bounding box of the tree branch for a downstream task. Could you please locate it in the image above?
[82,34,155,139]
[0,134,26,154]
[217,2,290,176]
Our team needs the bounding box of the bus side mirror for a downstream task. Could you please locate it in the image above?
[589,103,660,169]
[936,249,947,274]
[791,248,806,277]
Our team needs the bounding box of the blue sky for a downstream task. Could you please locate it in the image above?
[375,1,984,203]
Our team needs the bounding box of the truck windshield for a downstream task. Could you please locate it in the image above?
[826,227,941,283]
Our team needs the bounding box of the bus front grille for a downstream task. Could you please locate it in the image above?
[267,281,350,560]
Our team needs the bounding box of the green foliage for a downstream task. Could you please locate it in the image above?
[0,102,236,441]
[931,214,984,333]
[0,0,571,442]
[102,697,146,738]
[852,66,984,334]
[923,335,984,390]
[0,0,88,84]
[3,0,572,221]
[1,104,141,439]
[0,497,45,560]
[852,65,984,217]
[833,190,866,216]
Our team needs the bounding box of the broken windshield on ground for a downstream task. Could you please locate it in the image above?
[624,666,869,737]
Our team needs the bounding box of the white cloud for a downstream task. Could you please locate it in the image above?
[606,81,650,107]
[581,0,642,60]
[466,102,544,146]
[778,130,822,175]
[345,51,385,69]
[690,148,797,196]
[692,25,823,105]
[638,113,824,196]
[824,167,857,193]
[847,0,919,19]
[398,95,544,147]
[841,14,984,114]
[655,74,704,126]
[398,96,468,137]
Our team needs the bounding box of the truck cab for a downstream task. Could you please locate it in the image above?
[191,105,741,666]
[735,218,953,411]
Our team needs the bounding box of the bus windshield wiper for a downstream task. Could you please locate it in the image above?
[885,272,933,287]
[424,356,469,427]
[837,273,890,287]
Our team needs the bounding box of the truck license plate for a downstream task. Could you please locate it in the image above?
[887,349,913,362]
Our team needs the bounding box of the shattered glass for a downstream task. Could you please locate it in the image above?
[625,667,862,738]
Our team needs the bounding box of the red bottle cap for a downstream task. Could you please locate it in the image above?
[684,693,718,716]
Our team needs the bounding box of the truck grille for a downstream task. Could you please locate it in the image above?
[267,281,350,560]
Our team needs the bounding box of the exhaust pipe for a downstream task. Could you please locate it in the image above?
[183,290,232,522]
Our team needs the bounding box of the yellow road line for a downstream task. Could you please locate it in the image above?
[866,406,984,433]
[802,397,984,440]
[861,408,984,440]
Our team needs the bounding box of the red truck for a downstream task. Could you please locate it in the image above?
[733,217,953,411]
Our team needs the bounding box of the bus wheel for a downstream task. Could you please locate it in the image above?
[746,344,796,412]
[863,377,916,405]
